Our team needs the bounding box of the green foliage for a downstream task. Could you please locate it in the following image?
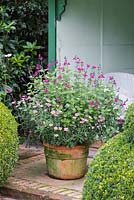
[1,0,48,56]
[23,41,43,56]
[0,102,18,186]
[83,133,134,200]
[17,58,123,147]
[123,103,134,144]
[0,1,47,110]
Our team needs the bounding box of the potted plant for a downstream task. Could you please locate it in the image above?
[17,57,124,179]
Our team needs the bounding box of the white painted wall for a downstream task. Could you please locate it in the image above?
[57,0,134,73]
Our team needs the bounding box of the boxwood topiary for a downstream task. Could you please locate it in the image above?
[83,133,134,200]
[0,102,18,187]
[123,102,134,144]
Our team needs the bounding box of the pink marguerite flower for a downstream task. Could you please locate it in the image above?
[43,89,48,93]
[33,110,38,114]
[89,101,95,107]
[45,103,52,107]
[90,74,95,79]
[6,88,12,94]
[118,118,124,124]
[80,118,88,124]
[93,65,97,69]
[74,113,79,117]
[64,128,69,132]
[109,76,114,81]
[115,98,119,103]
[86,64,90,69]
[57,75,62,79]
[49,124,53,127]
[83,73,88,78]
[98,74,105,79]
[65,84,71,89]
[77,67,84,72]
[38,54,43,61]
[43,79,49,83]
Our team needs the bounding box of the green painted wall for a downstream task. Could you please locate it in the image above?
[56,0,134,73]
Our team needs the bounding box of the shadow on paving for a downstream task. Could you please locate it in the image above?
[0,144,100,200]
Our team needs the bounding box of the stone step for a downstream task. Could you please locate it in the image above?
[0,178,79,200]
[0,145,99,200]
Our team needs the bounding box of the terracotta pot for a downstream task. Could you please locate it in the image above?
[44,144,89,180]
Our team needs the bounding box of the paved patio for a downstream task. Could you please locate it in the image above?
[0,143,102,200]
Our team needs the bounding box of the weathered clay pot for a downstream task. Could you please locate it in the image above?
[44,144,89,180]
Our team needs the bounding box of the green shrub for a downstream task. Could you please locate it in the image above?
[83,133,134,200]
[0,102,18,186]
[123,103,134,144]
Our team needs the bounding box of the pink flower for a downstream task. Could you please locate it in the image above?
[90,74,95,79]
[118,118,124,124]
[54,127,58,131]
[77,67,84,72]
[98,115,103,122]
[33,71,39,77]
[83,73,88,78]
[49,124,53,127]
[36,64,41,70]
[115,98,119,103]
[109,76,114,81]
[75,113,79,117]
[64,128,69,132]
[57,75,62,79]
[6,88,12,94]
[33,110,38,114]
[86,64,90,69]
[51,110,58,116]
[38,54,43,61]
[80,118,88,124]
[65,84,71,89]
[95,104,99,109]
[93,65,97,69]
[43,89,48,93]
[98,74,105,79]
[89,101,95,107]
[73,56,77,60]
[61,67,65,72]
[64,61,68,65]
[45,103,51,107]
[43,79,49,83]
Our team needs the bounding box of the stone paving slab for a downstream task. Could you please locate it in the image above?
[0,144,100,200]
[0,194,17,200]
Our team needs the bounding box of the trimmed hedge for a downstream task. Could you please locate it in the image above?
[83,133,134,200]
[123,102,134,144]
[0,102,18,186]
